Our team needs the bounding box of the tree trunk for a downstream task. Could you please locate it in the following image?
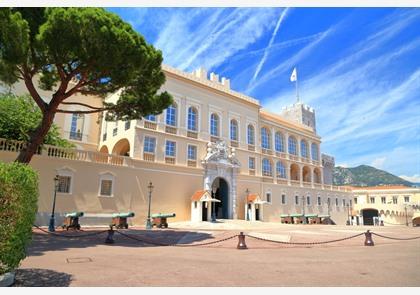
[15,111,55,164]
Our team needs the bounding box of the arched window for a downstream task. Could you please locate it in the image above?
[247,124,255,145]
[230,119,238,141]
[275,132,284,152]
[276,161,286,178]
[261,127,270,149]
[187,107,198,131]
[288,136,297,155]
[311,143,319,161]
[301,140,308,158]
[166,104,177,126]
[210,113,219,136]
[145,114,156,121]
[262,158,272,177]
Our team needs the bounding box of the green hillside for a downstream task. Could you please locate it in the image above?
[333,165,413,187]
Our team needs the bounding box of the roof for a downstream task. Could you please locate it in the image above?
[351,185,418,192]
[247,193,260,203]
[191,190,210,201]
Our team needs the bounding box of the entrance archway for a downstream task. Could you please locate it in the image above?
[362,208,378,225]
[212,177,229,219]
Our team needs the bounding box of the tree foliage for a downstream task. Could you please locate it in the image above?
[0,8,172,163]
[0,162,38,275]
[0,94,73,147]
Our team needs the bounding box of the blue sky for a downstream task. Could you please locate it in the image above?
[108,7,420,182]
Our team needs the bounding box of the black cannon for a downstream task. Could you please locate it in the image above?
[62,211,84,230]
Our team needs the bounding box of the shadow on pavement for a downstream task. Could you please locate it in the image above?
[13,268,72,287]
[28,228,214,256]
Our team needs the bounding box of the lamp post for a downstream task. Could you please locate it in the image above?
[405,205,408,227]
[245,188,250,221]
[346,203,350,225]
[48,175,60,232]
[302,195,307,224]
[146,181,153,230]
[327,198,331,225]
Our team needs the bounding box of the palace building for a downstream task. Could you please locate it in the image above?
[1,64,354,226]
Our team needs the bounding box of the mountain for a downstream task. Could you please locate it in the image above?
[333,165,413,187]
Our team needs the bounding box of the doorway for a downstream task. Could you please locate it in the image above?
[212,177,229,219]
[202,202,208,221]
[362,209,378,225]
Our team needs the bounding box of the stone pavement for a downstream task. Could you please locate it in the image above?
[14,222,420,287]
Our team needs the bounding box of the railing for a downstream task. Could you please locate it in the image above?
[262,176,274,183]
[0,138,129,167]
[230,140,239,148]
[302,181,312,188]
[165,157,175,165]
[165,126,177,134]
[291,180,300,186]
[144,121,157,130]
[276,178,288,184]
[143,152,155,162]
[187,160,197,167]
[261,148,273,155]
[187,130,198,139]
[248,144,255,151]
[69,131,83,141]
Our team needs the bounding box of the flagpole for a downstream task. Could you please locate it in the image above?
[296,77,299,103]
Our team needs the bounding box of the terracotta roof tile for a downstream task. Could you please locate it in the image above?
[247,194,260,203]
[191,190,209,201]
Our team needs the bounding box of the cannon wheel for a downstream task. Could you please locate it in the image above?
[164,224,168,228]
[76,224,81,230]
[124,224,128,229]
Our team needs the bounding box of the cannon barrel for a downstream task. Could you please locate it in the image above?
[151,213,176,218]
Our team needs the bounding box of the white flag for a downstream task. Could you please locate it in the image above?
[290,67,297,82]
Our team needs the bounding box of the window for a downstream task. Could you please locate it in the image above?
[262,158,272,176]
[113,121,118,136]
[99,172,114,197]
[307,196,311,205]
[404,196,410,203]
[249,157,255,170]
[335,198,339,206]
[57,176,71,194]
[288,136,297,155]
[145,114,156,121]
[276,161,286,178]
[70,113,85,141]
[342,199,346,207]
[143,136,156,153]
[311,143,319,161]
[295,195,299,205]
[165,141,176,157]
[210,113,219,136]
[393,196,398,204]
[125,120,131,130]
[266,192,272,203]
[349,199,352,206]
[275,132,284,152]
[301,140,308,158]
[247,124,255,145]
[166,104,177,126]
[187,107,198,131]
[281,194,286,204]
[369,197,375,204]
[381,196,386,204]
[354,197,358,204]
[230,119,238,141]
[317,196,321,206]
[187,145,197,160]
[100,180,113,196]
[261,127,270,149]
[327,197,331,206]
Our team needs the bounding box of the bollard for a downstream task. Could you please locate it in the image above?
[237,232,248,250]
[364,230,374,246]
[105,226,115,244]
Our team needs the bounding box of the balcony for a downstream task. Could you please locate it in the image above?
[187,160,197,167]
[143,152,155,162]
[187,130,198,139]
[248,144,255,151]
[144,121,157,130]
[230,140,239,148]
[210,136,219,143]
[165,125,177,134]
[165,157,175,165]
[69,131,83,141]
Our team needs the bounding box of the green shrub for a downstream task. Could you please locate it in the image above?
[0,162,38,275]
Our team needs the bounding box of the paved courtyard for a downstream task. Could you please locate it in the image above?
[14,221,420,287]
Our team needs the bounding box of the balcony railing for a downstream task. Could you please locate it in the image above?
[165,125,177,134]
[143,152,155,162]
[261,148,273,155]
[276,178,288,184]
[262,176,274,183]
[144,121,157,130]
[187,160,197,167]
[187,130,198,139]
[230,140,239,148]
[302,181,312,188]
[290,180,300,186]
[165,157,175,165]
[69,131,83,141]
[248,144,255,151]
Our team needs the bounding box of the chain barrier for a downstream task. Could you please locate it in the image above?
[33,224,109,238]
[246,232,365,245]
[371,232,420,241]
[382,221,412,226]
[115,229,238,247]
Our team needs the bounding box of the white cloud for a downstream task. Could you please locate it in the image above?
[399,175,420,183]
[370,157,387,169]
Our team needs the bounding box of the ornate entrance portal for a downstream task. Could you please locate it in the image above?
[202,140,240,220]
